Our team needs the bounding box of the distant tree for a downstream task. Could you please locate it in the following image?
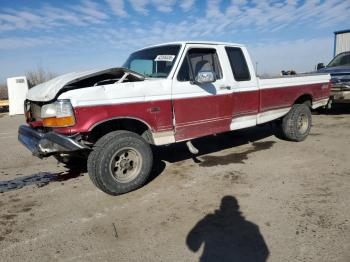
[0,83,8,100]
[26,67,57,88]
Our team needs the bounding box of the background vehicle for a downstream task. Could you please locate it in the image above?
[317,51,350,104]
[18,41,331,195]
[317,29,350,105]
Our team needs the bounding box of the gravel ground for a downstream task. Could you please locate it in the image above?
[0,107,349,262]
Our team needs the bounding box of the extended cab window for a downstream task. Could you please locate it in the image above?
[177,48,223,82]
[225,47,251,81]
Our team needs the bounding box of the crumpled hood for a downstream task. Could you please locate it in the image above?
[27,67,145,102]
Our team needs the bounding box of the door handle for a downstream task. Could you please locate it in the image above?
[219,85,232,90]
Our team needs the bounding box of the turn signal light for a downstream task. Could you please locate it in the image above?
[42,116,75,127]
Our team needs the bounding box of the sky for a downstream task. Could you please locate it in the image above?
[0,0,349,82]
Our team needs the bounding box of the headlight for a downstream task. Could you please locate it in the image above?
[41,100,75,127]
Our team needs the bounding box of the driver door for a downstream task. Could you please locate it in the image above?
[172,44,233,141]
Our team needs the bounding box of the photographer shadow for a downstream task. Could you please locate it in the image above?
[186,196,269,262]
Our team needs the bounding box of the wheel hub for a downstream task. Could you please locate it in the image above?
[297,113,308,134]
[120,159,130,169]
[110,147,142,183]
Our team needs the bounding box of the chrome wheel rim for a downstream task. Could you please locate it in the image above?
[297,113,309,134]
[110,147,142,183]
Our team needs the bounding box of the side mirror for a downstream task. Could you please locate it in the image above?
[195,70,216,84]
[317,63,325,70]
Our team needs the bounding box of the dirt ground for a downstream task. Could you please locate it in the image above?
[0,107,349,262]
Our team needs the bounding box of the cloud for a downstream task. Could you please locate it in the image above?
[0,1,110,32]
[73,0,109,20]
[152,0,177,13]
[0,36,73,50]
[0,12,45,31]
[128,0,177,14]
[41,6,88,27]
[205,0,350,32]
[180,0,195,12]
[248,37,333,75]
[129,0,149,15]
[0,0,349,80]
[105,0,128,17]
[206,0,221,17]
[1,0,349,34]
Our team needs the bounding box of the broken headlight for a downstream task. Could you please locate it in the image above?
[41,100,75,127]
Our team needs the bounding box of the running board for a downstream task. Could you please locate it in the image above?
[186,140,199,155]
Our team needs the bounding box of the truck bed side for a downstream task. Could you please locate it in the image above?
[257,74,330,123]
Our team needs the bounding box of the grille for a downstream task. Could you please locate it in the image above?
[31,103,42,119]
[26,101,42,120]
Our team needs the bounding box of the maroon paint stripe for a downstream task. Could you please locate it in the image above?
[50,81,330,142]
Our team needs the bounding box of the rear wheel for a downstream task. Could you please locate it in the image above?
[278,103,312,142]
[87,130,153,195]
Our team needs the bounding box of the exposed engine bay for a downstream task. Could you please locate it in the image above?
[26,67,147,102]
[64,67,145,89]
[25,68,147,122]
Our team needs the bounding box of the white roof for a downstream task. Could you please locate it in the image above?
[137,41,244,51]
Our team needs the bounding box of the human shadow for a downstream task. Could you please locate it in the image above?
[186,196,269,262]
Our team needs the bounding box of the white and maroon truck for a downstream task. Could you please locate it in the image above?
[19,41,331,195]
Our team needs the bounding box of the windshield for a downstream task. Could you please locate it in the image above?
[327,52,350,67]
[123,45,181,78]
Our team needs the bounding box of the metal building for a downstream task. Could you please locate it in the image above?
[334,29,350,56]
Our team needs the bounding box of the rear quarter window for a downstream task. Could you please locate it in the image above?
[225,47,251,81]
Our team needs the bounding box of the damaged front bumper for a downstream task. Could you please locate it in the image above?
[18,125,89,158]
[331,84,350,103]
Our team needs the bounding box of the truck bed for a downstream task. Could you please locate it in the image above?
[258,73,330,89]
[256,73,330,118]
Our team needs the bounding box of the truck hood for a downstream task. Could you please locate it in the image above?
[318,66,350,75]
[27,67,145,102]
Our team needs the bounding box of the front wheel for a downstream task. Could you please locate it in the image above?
[279,103,312,142]
[87,131,153,195]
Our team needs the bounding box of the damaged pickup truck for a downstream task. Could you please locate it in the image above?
[19,41,331,195]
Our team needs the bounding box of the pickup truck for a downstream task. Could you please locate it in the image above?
[18,41,331,195]
[317,51,350,104]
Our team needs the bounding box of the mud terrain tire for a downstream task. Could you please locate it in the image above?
[280,103,312,142]
[87,131,153,195]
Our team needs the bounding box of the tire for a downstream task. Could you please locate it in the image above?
[279,103,312,142]
[87,130,153,195]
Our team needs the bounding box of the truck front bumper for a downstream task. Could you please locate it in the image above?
[18,125,90,158]
[331,84,350,103]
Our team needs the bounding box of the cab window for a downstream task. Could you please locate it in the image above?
[225,47,251,81]
[177,48,223,82]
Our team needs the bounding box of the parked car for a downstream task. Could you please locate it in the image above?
[18,41,331,195]
[317,51,350,104]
